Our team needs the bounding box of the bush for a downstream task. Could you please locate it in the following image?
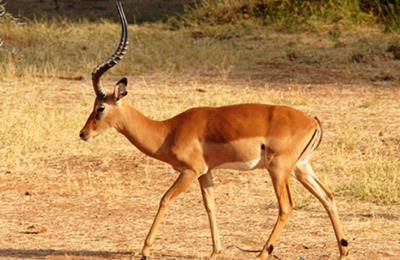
[184,0,400,30]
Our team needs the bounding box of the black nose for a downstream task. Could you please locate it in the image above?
[79,132,84,138]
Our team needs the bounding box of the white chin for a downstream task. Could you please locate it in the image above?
[83,136,93,142]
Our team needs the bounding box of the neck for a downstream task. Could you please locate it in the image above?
[116,100,171,162]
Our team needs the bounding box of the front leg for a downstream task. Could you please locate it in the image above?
[141,169,200,260]
[198,171,221,260]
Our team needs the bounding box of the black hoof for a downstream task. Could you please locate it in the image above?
[268,244,274,254]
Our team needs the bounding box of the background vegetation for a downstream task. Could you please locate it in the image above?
[184,0,400,31]
[2,0,400,79]
[4,1,400,29]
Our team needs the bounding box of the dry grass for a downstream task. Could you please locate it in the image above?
[2,18,400,86]
[0,74,399,259]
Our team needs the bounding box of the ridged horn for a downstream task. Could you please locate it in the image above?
[92,0,128,100]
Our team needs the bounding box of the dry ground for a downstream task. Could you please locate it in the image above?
[0,75,399,260]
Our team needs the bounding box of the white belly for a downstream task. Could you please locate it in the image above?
[215,157,264,171]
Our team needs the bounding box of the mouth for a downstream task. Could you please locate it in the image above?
[81,136,93,142]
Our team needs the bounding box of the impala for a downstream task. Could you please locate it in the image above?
[79,1,348,259]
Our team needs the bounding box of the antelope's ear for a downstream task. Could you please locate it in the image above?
[114,77,128,101]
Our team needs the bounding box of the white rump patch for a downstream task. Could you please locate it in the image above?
[297,152,313,166]
[297,129,320,166]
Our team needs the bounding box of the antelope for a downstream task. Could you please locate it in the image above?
[79,1,348,259]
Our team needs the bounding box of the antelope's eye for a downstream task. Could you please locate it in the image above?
[97,107,105,113]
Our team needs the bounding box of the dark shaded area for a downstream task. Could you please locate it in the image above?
[5,0,194,23]
[360,0,400,17]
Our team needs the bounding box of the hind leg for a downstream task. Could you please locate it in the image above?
[294,162,348,259]
[254,166,295,260]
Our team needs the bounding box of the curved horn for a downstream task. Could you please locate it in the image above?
[92,0,129,100]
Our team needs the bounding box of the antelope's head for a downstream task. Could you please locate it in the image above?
[80,0,129,142]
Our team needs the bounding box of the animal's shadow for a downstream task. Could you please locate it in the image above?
[0,249,203,259]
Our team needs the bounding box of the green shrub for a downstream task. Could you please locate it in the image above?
[184,0,400,31]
